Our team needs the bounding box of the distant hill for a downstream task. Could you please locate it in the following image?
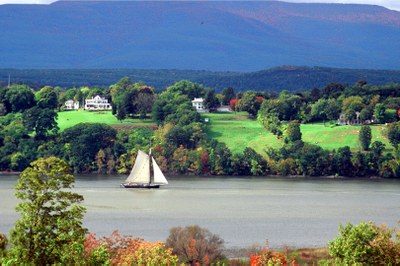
[1,1,400,71]
[2,66,400,91]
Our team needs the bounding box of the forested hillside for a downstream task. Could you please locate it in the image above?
[1,66,400,91]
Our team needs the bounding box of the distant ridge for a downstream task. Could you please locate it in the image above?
[1,66,400,91]
[0,1,400,71]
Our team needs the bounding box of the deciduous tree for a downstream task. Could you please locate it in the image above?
[7,157,87,265]
[166,225,225,265]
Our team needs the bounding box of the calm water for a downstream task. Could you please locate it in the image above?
[1,174,400,248]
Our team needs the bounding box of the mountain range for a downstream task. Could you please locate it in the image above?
[1,1,400,71]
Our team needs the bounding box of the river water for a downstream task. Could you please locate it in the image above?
[1,175,400,249]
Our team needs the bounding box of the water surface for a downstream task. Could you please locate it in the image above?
[1,175,399,248]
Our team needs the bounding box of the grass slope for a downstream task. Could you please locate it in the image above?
[203,112,283,155]
[57,110,155,131]
[204,113,392,155]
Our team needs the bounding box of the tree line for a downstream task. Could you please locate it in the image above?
[0,78,399,177]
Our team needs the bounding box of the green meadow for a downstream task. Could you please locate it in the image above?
[57,110,156,131]
[203,112,391,155]
[203,112,282,155]
[57,110,392,155]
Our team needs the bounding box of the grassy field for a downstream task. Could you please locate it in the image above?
[203,112,392,155]
[58,110,392,155]
[57,110,156,131]
[203,112,283,155]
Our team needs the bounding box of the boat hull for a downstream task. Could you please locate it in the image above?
[121,183,160,189]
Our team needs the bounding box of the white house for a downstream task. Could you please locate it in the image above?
[192,98,208,113]
[64,100,80,110]
[84,95,112,110]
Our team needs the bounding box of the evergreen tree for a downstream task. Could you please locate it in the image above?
[286,120,302,143]
[359,125,372,151]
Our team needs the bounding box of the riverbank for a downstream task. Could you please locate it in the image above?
[224,246,331,264]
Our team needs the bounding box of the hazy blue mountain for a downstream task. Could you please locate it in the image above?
[1,1,400,71]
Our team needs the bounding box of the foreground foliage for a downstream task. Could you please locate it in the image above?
[84,231,178,265]
[5,157,87,265]
[328,222,400,265]
[166,225,225,265]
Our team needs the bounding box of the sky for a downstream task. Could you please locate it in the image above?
[0,0,399,12]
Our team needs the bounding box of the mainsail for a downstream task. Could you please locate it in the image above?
[125,150,150,184]
[152,157,168,185]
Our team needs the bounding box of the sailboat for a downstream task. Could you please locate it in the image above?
[121,149,168,188]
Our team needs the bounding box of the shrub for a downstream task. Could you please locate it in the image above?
[84,231,178,265]
[328,222,400,265]
[166,225,225,265]
[0,233,7,258]
[249,242,297,266]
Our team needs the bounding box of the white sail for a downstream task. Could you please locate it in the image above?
[125,150,150,184]
[152,157,168,185]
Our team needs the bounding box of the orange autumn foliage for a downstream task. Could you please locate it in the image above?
[249,243,298,266]
[84,231,178,265]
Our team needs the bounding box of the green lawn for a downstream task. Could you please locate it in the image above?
[57,110,156,131]
[204,112,392,155]
[58,111,392,155]
[301,123,390,151]
[203,112,283,155]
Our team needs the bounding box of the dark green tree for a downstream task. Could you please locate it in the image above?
[134,87,154,119]
[333,146,354,176]
[5,85,36,113]
[221,87,235,105]
[23,107,59,140]
[323,83,345,99]
[7,157,87,265]
[36,86,58,109]
[62,123,117,172]
[286,120,302,143]
[237,91,260,117]
[359,125,372,151]
[374,103,386,123]
[387,122,400,152]
[203,89,220,111]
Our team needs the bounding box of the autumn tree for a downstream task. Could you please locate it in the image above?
[7,157,87,265]
[166,225,225,265]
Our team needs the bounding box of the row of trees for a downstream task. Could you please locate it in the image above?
[1,78,400,176]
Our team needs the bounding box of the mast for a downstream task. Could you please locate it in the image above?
[149,148,152,185]
[8,74,10,88]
